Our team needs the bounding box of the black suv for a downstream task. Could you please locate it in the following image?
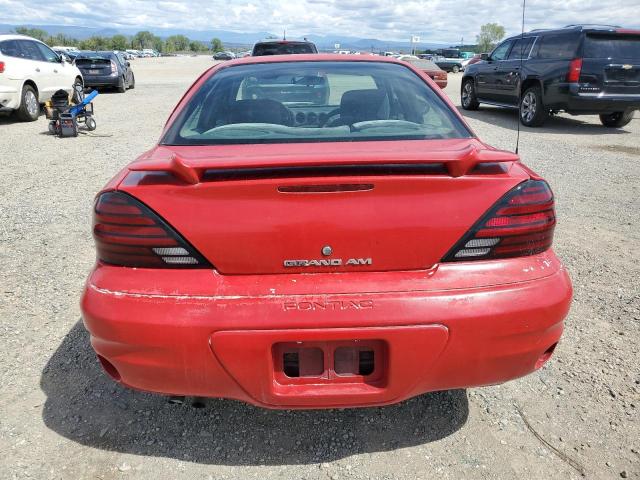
[461,25,640,127]
[251,39,318,56]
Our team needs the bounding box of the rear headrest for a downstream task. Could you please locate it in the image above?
[226,99,290,125]
[340,89,388,123]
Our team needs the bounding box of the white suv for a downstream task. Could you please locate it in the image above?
[0,34,83,121]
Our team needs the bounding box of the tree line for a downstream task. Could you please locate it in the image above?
[418,23,506,55]
[13,27,226,54]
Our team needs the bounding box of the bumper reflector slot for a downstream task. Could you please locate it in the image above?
[282,348,324,377]
[455,247,491,258]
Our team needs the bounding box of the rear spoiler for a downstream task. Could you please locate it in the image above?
[128,145,519,185]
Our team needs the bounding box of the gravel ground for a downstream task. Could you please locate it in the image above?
[1,56,638,480]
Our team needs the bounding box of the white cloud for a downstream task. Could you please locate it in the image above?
[1,0,638,43]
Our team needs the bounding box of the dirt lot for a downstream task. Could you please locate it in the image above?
[1,56,638,480]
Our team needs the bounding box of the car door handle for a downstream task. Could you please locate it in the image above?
[35,68,40,72]
[54,69,58,73]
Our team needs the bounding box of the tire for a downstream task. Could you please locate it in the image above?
[452,65,460,73]
[519,85,548,127]
[16,85,39,122]
[86,117,96,131]
[128,73,135,90]
[599,111,634,128]
[117,76,126,93]
[461,79,480,110]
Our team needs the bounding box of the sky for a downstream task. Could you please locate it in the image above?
[1,0,639,43]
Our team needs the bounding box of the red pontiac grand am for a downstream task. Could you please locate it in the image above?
[81,54,572,409]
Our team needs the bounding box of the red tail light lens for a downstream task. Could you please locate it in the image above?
[110,60,117,74]
[566,58,583,83]
[0,61,5,73]
[93,191,211,268]
[443,180,556,262]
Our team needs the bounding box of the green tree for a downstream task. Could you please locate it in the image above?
[165,34,189,52]
[190,40,205,52]
[79,36,111,51]
[152,36,164,53]
[110,34,129,51]
[47,33,80,47]
[476,23,505,53]
[14,27,48,42]
[132,31,156,49]
[210,38,224,52]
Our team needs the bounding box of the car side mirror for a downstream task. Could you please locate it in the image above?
[481,53,489,61]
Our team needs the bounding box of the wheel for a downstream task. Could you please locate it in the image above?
[128,73,135,90]
[519,85,548,127]
[452,65,460,73]
[16,85,39,121]
[461,79,480,110]
[117,76,126,93]
[72,78,84,104]
[86,117,96,131]
[48,121,57,134]
[599,111,634,128]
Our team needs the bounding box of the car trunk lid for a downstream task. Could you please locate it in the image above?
[75,57,112,75]
[580,31,640,95]
[117,139,527,274]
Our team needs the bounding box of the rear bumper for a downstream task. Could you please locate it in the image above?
[566,85,640,113]
[82,75,120,87]
[81,251,572,409]
[0,81,21,110]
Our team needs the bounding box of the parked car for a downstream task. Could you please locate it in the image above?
[213,51,236,60]
[0,34,83,121]
[117,51,135,61]
[251,39,318,56]
[398,55,448,88]
[431,55,464,73]
[52,47,80,62]
[74,51,135,93]
[81,54,572,410]
[461,53,483,68]
[462,25,640,127]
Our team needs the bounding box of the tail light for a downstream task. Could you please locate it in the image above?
[110,60,117,75]
[93,191,211,268]
[443,180,555,261]
[566,58,583,83]
[0,61,4,73]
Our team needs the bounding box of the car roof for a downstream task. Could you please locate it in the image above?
[511,24,636,40]
[0,34,46,42]
[220,53,407,67]
[254,39,315,44]
[76,51,116,57]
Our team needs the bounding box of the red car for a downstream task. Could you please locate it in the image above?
[81,54,572,409]
[399,55,448,89]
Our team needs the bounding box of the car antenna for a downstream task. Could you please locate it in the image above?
[515,0,526,155]
[283,29,286,41]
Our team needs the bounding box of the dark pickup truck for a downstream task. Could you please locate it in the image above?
[461,25,640,127]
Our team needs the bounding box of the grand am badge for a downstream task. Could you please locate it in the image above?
[283,258,372,267]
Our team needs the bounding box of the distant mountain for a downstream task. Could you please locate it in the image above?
[0,23,451,51]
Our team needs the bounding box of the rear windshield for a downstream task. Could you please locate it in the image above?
[253,42,316,56]
[404,59,441,71]
[584,34,640,60]
[75,53,113,62]
[162,61,471,145]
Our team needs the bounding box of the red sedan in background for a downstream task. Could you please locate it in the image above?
[399,55,448,88]
[81,55,572,409]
